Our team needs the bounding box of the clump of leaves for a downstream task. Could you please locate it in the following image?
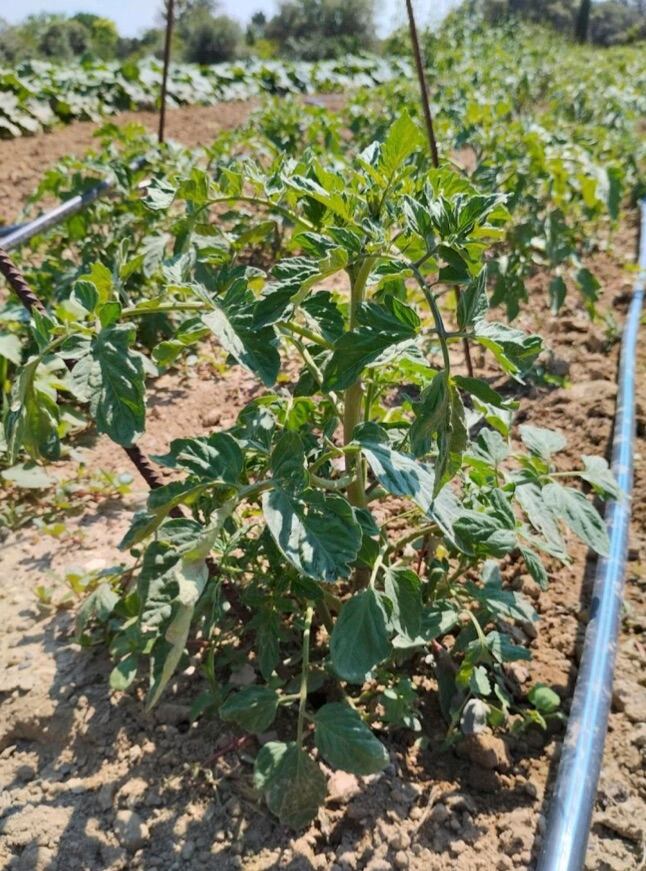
[5,114,616,828]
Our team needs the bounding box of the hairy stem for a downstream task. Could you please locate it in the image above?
[343,255,375,509]
[297,605,314,746]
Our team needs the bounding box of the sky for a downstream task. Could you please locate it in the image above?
[0,1,461,38]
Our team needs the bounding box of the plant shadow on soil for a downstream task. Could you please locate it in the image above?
[1,582,570,871]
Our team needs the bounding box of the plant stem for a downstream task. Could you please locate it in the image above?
[282,320,332,348]
[343,256,374,510]
[208,195,314,230]
[297,604,314,746]
[411,265,451,373]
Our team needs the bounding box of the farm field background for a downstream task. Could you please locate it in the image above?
[0,5,645,871]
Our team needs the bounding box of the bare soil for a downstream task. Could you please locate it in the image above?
[0,110,644,871]
[0,102,255,226]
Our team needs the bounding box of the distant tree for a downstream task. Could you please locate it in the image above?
[38,19,88,59]
[89,17,119,59]
[265,0,376,59]
[0,18,22,63]
[575,0,592,40]
[480,0,645,44]
[169,0,241,64]
[590,0,646,43]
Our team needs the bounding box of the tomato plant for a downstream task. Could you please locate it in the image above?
[3,110,618,827]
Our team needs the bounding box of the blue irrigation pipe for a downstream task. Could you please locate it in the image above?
[537,198,646,871]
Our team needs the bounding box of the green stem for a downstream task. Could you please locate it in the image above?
[343,255,375,510]
[237,479,274,501]
[282,320,332,349]
[316,599,334,633]
[121,301,205,319]
[297,604,314,746]
[309,444,360,474]
[411,265,451,373]
[208,195,315,230]
[309,473,355,491]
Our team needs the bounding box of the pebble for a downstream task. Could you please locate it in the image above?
[15,764,37,783]
[596,797,644,843]
[630,723,646,748]
[328,771,361,804]
[429,803,450,824]
[460,734,512,771]
[388,832,410,851]
[155,703,191,726]
[98,782,117,812]
[394,850,409,868]
[449,839,467,857]
[337,850,357,869]
[114,809,148,852]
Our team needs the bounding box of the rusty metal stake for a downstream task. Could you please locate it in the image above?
[158,0,175,144]
[404,0,474,377]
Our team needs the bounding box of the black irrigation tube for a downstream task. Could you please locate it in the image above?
[0,158,145,253]
[537,198,646,871]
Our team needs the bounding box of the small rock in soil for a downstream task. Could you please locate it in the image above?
[459,734,512,771]
[596,796,644,843]
[328,770,361,803]
[394,850,409,868]
[155,703,191,726]
[114,809,148,852]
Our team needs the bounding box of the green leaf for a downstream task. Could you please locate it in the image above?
[438,245,471,284]
[470,666,491,696]
[454,375,509,409]
[528,683,560,714]
[255,742,326,829]
[472,428,509,465]
[145,177,176,210]
[330,589,391,683]
[202,295,279,387]
[5,358,60,462]
[355,423,436,511]
[88,324,145,446]
[548,276,567,313]
[410,372,449,457]
[467,568,536,623]
[0,333,21,364]
[542,482,609,556]
[322,299,417,391]
[314,703,389,775]
[486,630,531,662]
[576,268,600,305]
[110,654,139,691]
[519,546,549,591]
[474,321,542,375]
[262,488,361,582]
[434,384,467,494]
[457,269,488,329]
[1,462,53,488]
[579,455,620,499]
[519,425,566,459]
[383,567,422,640]
[454,511,516,557]
[146,558,208,709]
[379,111,423,177]
[75,583,119,640]
[270,431,308,492]
[153,433,243,482]
[220,686,279,733]
[516,482,566,558]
